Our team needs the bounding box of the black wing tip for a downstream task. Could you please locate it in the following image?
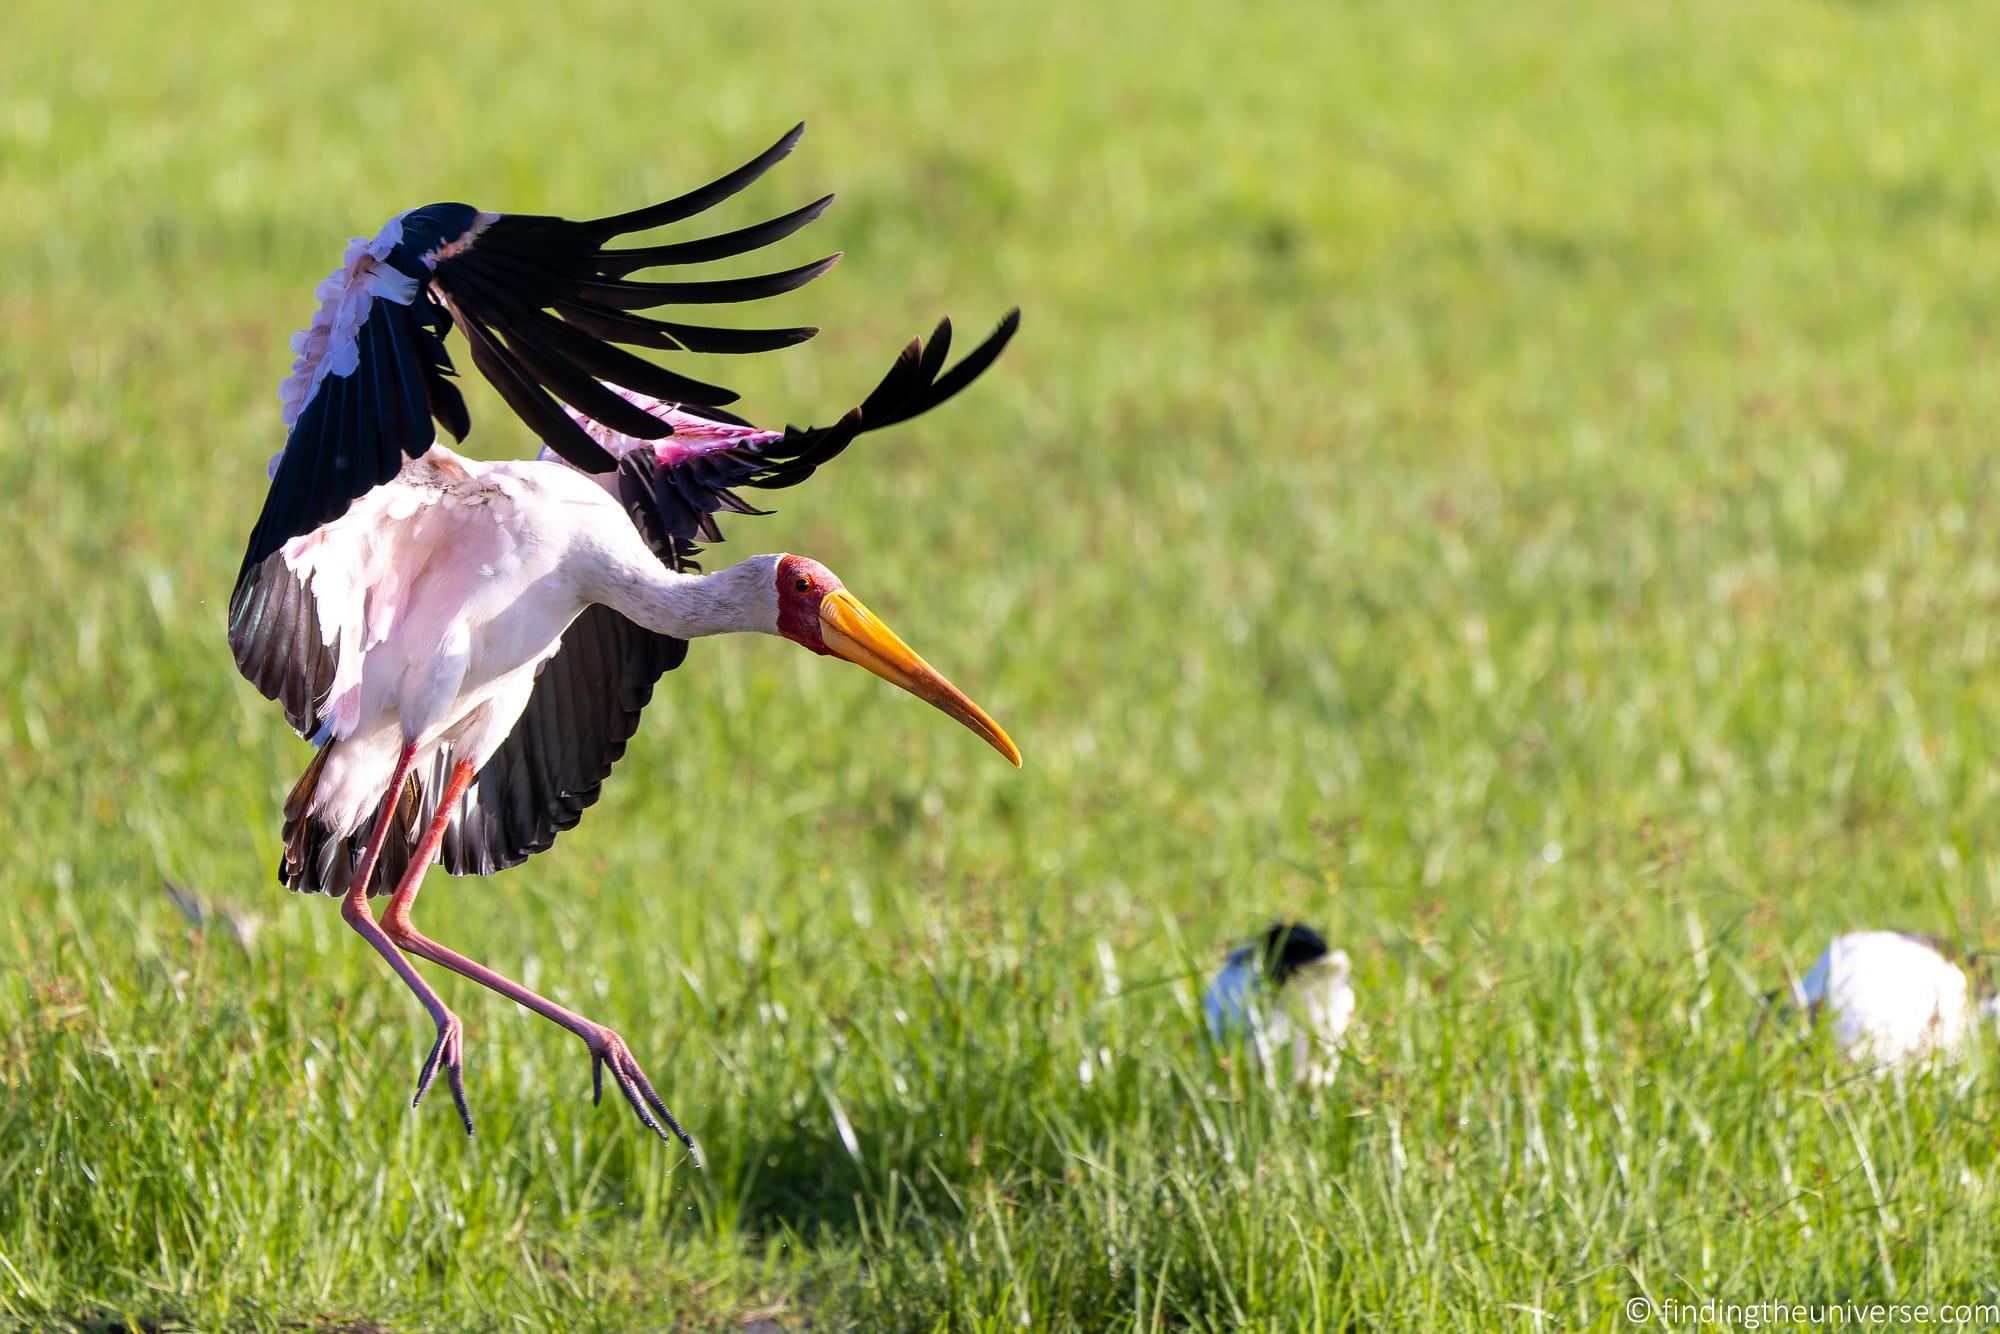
[585,122,815,241]
[796,193,837,231]
[735,120,809,194]
[594,192,839,278]
[753,250,842,297]
[927,306,1019,354]
[574,252,840,310]
[954,306,1022,368]
[652,320,822,355]
[740,121,808,198]
[757,251,840,295]
[918,305,1019,368]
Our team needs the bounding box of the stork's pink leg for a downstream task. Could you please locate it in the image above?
[339,743,475,1134]
[381,759,697,1155]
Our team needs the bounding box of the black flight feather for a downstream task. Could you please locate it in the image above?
[234,124,835,606]
[598,195,835,276]
[582,123,806,241]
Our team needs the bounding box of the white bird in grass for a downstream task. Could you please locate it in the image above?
[1790,930,1995,1066]
[227,125,1021,1151]
[1203,923,1354,1086]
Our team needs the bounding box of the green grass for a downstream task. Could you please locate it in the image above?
[7,0,2000,1327]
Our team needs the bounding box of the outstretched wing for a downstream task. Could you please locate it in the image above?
[232,124,833,730]
[434,311,1022,875]
[239,265,462,606]
[441,605,688,875]
[611,309,1022,561]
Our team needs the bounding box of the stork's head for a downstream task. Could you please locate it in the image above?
[766,553,1021,766]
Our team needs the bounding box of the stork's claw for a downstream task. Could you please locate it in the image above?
[413,1011,473,1136]
[586,1026,698,1159]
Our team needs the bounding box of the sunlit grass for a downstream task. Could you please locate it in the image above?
[7,0,2000,1327]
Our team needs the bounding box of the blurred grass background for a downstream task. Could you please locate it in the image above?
[7,0,2000,1327]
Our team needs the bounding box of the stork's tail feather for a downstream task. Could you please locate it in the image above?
[279,748,426,898]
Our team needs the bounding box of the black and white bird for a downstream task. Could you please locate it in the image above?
[1203,923,1355,1086]
[227,125,1021,1151]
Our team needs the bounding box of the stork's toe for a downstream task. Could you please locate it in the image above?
[413,1011,473,1136]
[586,1026,698,1161]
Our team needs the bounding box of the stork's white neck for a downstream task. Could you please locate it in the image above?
[586,549,783,641]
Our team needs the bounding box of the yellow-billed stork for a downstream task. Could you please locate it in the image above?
[227,125,1019,1152]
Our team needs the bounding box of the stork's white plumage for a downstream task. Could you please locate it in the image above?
[1204,924,1354,1087]
[1792,931,1983,1065]
[277,444,801,838]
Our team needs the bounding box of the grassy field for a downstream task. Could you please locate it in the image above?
[7,0,2000,1327]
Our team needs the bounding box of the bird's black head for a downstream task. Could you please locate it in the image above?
[1258,922,1330,984]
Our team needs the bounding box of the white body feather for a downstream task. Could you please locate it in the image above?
[283,445,779,841]
[1794,931,1974,1065]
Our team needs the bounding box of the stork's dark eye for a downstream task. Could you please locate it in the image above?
[793,576,813,594]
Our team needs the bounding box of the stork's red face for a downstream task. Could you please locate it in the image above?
[773,553,1021,766]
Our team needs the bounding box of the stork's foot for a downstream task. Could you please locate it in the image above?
[412,1011,474,1136]
[586,1026,696,1155]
